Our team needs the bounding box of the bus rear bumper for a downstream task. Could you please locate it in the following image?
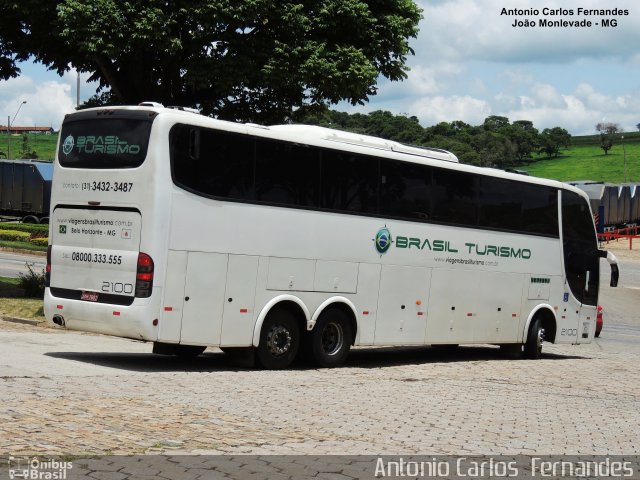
[44,288,159,341]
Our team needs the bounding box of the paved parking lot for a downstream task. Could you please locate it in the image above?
[1,319,638,457]
[1,241,638,459]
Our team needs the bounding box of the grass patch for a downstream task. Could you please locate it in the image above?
[0,276,45,321]
[4,133,58,161]
[524,140,640,183]
[0,240,47,252]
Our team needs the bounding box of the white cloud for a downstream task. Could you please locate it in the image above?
[409,95,492,125]
[503,84,640,134]
[531,83,564,108]
[375,62,465,101]
[416,0,640,63]
[0,77,75,130]
[0,64,101,130]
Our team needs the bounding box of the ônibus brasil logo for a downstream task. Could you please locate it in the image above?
[374,226,392,254]
[62,135,75,155]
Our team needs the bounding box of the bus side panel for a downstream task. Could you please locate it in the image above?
[353,263,381,345]
[158,250,187,343]
[472,271,524,343]
[374,265,430,345]
[179,252,228,346]
[426,270,524,344]
[220,255,259,346]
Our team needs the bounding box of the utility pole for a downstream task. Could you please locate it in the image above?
[7,100,27,160]
[622,135,627,183]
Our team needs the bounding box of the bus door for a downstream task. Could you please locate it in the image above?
[561,191,600,343]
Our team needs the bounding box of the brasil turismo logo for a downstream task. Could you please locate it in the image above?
[62,135,75,155]
[374,226,392,254]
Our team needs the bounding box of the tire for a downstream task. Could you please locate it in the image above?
[500,343,523,359]
[523,317,545,359]
[256,309,300,370]
[174,345,206,357]
[308,308,352,368]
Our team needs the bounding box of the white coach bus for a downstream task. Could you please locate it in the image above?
[44,104,619,369]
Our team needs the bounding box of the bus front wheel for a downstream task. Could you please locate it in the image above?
[524,317,545,359]
[256,309,300,370]
[308,308,352,368]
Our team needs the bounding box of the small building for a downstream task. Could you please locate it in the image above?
[0,125,55,134]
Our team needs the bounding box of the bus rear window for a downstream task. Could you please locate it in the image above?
[58,111,156,169]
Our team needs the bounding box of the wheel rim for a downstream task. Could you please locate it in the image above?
[321,321,344,356]
[266,325,292,357]
[537,327,546,349]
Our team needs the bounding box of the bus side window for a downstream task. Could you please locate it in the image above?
[431,169,479,227]
[478,177,522,231]
[188,129,200,159]
[320,150,378,214]
[255,140,319,207]
[379,160,431,221]
[522,185,559,236]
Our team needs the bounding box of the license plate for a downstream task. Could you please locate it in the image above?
[81,291,99,302]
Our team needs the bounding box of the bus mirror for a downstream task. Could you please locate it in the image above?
[599,249,619,287]
[610,264,619,288]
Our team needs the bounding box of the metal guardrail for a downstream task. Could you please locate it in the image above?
[598,225,640,250]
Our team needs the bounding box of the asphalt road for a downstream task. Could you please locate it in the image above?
[0,250,46,278]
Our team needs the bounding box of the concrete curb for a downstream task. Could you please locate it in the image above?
[0,247,47,256]
[0,315,44,326]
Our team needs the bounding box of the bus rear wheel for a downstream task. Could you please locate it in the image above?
[309,308,352,368]
[256,309,300,370]
[524,317,545,359]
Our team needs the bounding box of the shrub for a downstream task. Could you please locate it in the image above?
[19,263,46,298]
[0,223,48,235]
[30,237,49,246]
[0,230,31,241]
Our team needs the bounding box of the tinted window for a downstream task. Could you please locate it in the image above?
[522,184,559,236]
[171,125,254,200]
[562,191,599,305]
[431,169,479,227]
[321,150,378,214]
[380,160,431,221]
[255,140,319,207]
[169,124,561,239]
[479,177,522,231]
[59,111,155,169]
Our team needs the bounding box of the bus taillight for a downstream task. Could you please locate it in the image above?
[135,252,154,298]
[45,245,52,287]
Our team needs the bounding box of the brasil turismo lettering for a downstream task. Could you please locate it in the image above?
[395,236,532,259]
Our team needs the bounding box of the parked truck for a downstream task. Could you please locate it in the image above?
[0,159,53,223]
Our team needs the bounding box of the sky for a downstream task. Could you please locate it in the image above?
[1,0,639,135]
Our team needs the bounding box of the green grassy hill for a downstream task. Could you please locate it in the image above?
[1,133,58,161]
[522,135,640,183]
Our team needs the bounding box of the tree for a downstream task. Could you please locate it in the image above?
[538,127,571,158]
[636,123,640,132]
[502,122,540,162]
[482,115,510,131]
[595,122,620,155]
[1,0,422,124]
[20,135,38,159]
[469,131,516,168]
